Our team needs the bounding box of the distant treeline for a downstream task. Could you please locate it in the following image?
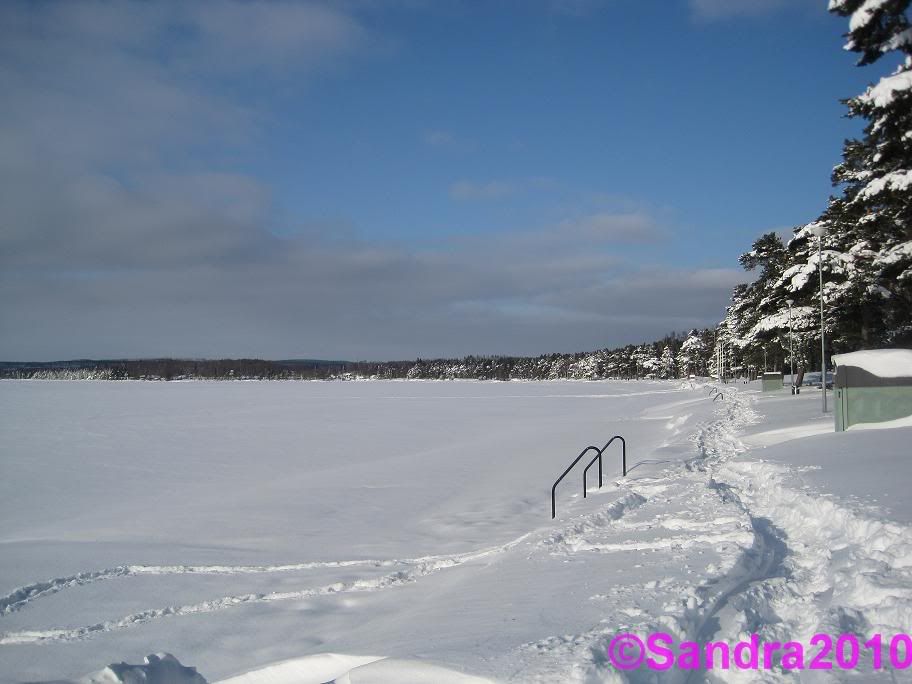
[1,328,727,382]
[1,358,365,381]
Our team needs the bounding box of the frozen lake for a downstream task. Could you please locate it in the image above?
[2,379,910,683]
[1,379,710,682]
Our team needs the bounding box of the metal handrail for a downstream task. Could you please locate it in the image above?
[582,450,602,498]
[582,434,627,497]
[551,446,601,519]
[601,435,627,478]
[552,435,628,518]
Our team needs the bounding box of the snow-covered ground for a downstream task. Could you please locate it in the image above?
[1,379,910,683]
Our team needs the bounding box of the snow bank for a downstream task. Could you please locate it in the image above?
[69,653,493,684]
[333,658,496,683]
[832,348,912,378]
[215,654,383,684]
[77,654,206,684]
[847,413,912,431]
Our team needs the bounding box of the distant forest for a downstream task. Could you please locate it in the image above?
[0,329,724,382]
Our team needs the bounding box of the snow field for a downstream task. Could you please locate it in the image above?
[0,380,726,681]
[1,380,911,682]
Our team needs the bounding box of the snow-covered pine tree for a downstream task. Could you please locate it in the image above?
[660,345,676,379]
[677,330,705,377]
[821,0,912,345]
[716,233,792,375]
[632,344,655,378]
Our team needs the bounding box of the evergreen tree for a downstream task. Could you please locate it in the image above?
[660,345,676,379]
[677,330,705,377]
[817,0,912,346]
[721,233,792,372]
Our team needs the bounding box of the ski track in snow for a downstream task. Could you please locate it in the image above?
[1,481,665,648]
[0,560,396,617]
[0,473,657,647]
[0,471,662,645]
[0,535,533,645]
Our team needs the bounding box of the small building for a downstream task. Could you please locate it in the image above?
[761,371,783,392]
[833,349,912,432]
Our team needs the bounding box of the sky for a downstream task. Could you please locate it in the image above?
[0,0,882,361]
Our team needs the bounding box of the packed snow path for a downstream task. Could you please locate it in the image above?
[1,380,911,682]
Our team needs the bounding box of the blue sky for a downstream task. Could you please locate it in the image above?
[258,0,871,254]
[0,0,881,360]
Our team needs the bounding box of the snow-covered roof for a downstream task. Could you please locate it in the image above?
[832,349,912,378]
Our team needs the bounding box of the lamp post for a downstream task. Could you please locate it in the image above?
[714,330,719,382]
[719,336,725,382]
[808,224,827,412]
[786,299,795,394]
[720,334,726,383]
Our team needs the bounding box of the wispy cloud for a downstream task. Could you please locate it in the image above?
[449,180,519,201]
[184,2,367,75]
[422,128,477,152]
[558,212,663,243]
[448,176,559,202]
[689,0,816,21]
[423,129,457,147]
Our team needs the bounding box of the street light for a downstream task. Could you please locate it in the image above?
[807,223,827,412]
[786,298,795,395]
